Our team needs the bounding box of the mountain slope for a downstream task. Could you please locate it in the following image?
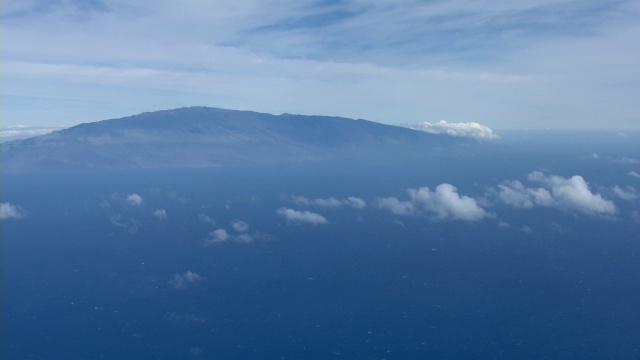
[2,107,465,173]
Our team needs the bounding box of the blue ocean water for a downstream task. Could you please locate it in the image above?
[2,134,640,359]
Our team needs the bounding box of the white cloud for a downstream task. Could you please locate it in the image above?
[408,184,489,221]
[109,214,140,234]
[378,184,488,221]
[0,202,25,219]
[0,125,65,140]
[153,208,167,220]
[408,120,499,140]
[204,227,274,245]
[205,229,229,245]
[496,180,553,208]
[169,271,203,290]
[495,171,616,216]
[293,195,367,209]
[126,193,143,206]
[345,197,367,209]
[377,197,415,216]
[612,185,637,201]
[198,214,216,225]
[277,208,328,225]
[629,171,640,179]
[521,226,533,234]
[231,220,249,232]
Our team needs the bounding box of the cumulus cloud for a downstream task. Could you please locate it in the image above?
[231,220,249,232]
[496,180,553,208]
[408,184,489,221]
[345,197,367,209]
[198,214,216,225]
[612,186,636,201]
[377,197,415,216]
[109,214,140,234]
[292,195,367,209]
[1,202,25,219]
[408,120,498,140]
[126,193,143,206]
[153,208,167,220]
[204,229,229,245]
[169,271,203,290]
[494,171,616,216]
[629,171,640,179]
[378,184,488,221]
[277,208,328,225]
[204,227,273,245]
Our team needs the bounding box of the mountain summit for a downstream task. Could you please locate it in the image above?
[2,107,463,173]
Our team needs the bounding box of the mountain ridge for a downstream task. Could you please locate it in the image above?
[2,106,468,173]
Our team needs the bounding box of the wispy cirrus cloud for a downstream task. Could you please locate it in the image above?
[3,0,638,130]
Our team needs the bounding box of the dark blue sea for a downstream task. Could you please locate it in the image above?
[3,132,639,359]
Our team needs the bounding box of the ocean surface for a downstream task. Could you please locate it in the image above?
[2,132,639,359]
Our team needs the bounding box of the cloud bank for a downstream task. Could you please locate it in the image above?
[277,208,328,225]
[378,183,488,221]
[1,125,65,140]
[1,202,25,219]
[408,121,499,140]
[495,171,616,216]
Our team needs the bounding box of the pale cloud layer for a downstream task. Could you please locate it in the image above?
[3,0,639,130]
[277,208,328,225]
[629,171,640,179]
[378,183,488,221]
[1,202,25,219]
[408,121,499,140]
[1,125,65,141]
[495,171,617,216]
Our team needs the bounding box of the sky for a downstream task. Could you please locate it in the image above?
[2,0,639,131]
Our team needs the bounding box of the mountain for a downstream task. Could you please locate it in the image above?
[2,107,467,173]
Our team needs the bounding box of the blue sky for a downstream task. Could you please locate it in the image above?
[2,0,639,130]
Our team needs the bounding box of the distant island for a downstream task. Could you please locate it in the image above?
[2,107,471,173]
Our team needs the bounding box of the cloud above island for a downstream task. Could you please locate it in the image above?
[407,121,499,140]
